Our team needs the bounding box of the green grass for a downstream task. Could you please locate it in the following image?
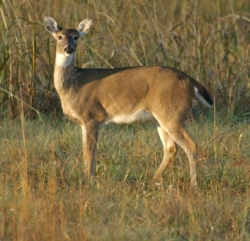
[0,115,250,240]
[0,0,250,240]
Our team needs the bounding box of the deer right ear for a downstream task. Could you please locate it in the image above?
[78,19,93,37]
[44,16,61,34]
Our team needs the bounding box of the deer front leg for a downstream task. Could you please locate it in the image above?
[81,121,100,180]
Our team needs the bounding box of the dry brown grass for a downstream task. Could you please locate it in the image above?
[0,0,250,118]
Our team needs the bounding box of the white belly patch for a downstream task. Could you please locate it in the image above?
[105,109,154,124]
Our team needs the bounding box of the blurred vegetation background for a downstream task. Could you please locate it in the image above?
[0,0,249,119]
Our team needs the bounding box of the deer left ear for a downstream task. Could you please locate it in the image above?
[44,16,63,39]
[44,16,60,33]
[78,18,93,37]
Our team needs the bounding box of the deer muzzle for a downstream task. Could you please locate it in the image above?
[64,45,74,55]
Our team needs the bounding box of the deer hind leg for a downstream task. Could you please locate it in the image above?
[154,117,198,189]
[153,125,177,183]
[81,121,100,181]
[167,125,198,189]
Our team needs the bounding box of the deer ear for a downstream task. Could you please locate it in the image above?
[78,19,93,37]
[44,16,61,33]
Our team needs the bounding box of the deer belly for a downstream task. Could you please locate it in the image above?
[105,109,154,124]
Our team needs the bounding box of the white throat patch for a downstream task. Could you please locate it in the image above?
[55,52,74,67]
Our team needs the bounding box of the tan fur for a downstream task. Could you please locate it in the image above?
[44,16,213,188]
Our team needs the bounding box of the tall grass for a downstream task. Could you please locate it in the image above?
[0,0,250,118]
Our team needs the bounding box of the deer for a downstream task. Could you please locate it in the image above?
[44,16,213,189]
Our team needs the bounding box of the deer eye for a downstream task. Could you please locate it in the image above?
[58,35,62,40]
[74,36,78,41]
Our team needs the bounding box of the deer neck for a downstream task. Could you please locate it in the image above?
[54,52,77,94]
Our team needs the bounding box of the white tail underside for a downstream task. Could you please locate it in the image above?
[194,87,213,108]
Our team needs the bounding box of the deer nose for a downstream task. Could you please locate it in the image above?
[64,45,74,55]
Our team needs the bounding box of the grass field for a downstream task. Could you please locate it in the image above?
[0,116,250,240]
[0,0,250,240]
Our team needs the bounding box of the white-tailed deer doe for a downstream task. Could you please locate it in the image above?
[44,16,213,189]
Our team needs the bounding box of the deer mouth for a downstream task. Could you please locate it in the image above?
[64,45,74,55]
